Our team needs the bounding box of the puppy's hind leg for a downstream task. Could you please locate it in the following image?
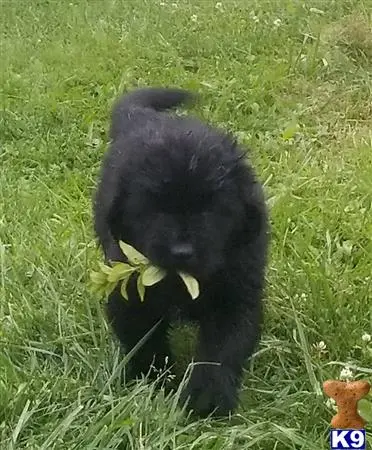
[106,291,172,381]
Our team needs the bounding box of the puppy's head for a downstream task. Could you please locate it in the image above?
[110,128,265,279]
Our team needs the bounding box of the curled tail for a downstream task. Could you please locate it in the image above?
[110,87,196,138]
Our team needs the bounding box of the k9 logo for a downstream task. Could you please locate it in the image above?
[330,429,366,450]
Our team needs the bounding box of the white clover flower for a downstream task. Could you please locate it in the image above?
[249,11,259,23]
[215,2,223,11]
[273,18,282,27]
[339,366,353,381]
[312,340,327,355]
[191,14,198,22]
[318,341,326,350]
[362,333,371,343]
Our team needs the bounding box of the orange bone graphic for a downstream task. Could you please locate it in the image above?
[323,380,370,429]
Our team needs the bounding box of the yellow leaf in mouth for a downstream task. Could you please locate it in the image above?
[90,270,107,285]
[120,277,129,301]
[178,272,200,300]
[137,273,145,302]
[105,281,117,296]
[98,262,112,275]
[107,263,135,282]
[91,241,201,303]
[142,265,167,286]
[119,241,149,266]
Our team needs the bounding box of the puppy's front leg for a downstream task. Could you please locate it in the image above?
[106,239,125,262]
[182,299,262,417]
[107,290,172,380]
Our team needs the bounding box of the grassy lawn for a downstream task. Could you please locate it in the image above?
[1,0,371,448]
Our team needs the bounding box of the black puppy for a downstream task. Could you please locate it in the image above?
[93,87,269,417]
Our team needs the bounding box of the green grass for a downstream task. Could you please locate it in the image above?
[1,0,372,448]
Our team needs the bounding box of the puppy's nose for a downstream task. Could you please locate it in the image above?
[171,243,194,261]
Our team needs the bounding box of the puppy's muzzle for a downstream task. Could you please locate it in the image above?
[171,243,194,262]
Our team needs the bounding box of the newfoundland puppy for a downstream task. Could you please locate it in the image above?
[93,87,269,417]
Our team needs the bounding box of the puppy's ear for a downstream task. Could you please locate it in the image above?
[94,165,127,260]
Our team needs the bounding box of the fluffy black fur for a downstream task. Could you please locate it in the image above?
[93,87,269,417]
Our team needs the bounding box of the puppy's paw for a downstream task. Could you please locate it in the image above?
[180,365,238,417]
